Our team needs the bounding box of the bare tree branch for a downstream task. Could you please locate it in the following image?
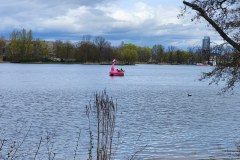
[183,0,240,52]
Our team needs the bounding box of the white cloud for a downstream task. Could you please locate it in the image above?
[0,17,20,30]
[0,0,223,48]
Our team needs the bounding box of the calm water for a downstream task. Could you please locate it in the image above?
[0,63,240,160]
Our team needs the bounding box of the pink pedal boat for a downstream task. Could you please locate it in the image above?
[109,70,124,76]
[109,59,125,76]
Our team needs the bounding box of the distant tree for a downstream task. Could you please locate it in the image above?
[187,46,203,64]
[102,46,114,62]
[210,44,235,64]
[9,29,33,62]
[166,46,177,64]
[41,41,50,60]
[181,0,240,92]
[162,52,169,63]
[32,39,49,61]
[138,46,151,63]
[0,36,6,55]
[25,29,33,58]
[151,44,164,63]
[64,41,75,60]
[111,47,122,62]
[75,36,98,63]
[75,35,91,62]
[120,44,138,64]
[175,50,181,64]
[9,30,21,61]
[175,50,190,64]
[54,41,75,61]
[54,40,65,60]
[94,36,111,62]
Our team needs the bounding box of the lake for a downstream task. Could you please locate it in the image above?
[0,63,240,160]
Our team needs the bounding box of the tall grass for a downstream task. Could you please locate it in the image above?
[86,90,117,160]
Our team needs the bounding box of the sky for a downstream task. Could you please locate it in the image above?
[0,0,223,49]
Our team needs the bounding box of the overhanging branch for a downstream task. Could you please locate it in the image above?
[183,1,240,52]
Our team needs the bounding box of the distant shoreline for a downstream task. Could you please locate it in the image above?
[0,61,201,66]
[1,61,136,65]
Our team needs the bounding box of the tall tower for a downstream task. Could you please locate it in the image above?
[202,36,210,63]
[202,36,210,51]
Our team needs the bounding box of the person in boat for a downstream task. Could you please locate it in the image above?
[117,68,124,72]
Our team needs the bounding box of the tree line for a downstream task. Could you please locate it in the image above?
[0,28,235,65]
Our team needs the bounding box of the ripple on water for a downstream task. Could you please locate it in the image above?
[0,64,240,159]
